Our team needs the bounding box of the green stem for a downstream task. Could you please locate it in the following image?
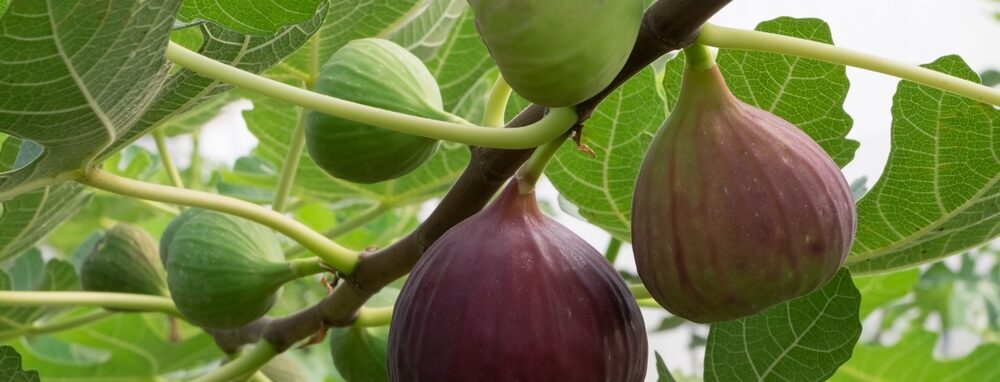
[76,169,360,274]
[483,76,513,127]
[682,43,717,71]
[698,23,1000,106]
[0,309,114,342]
[272,109,308,213]
[355,307,393,327]
[164,42,578,149]
[636,298,662,309]
[249,372,273,382]
[309,32,321,89]
[152,129,185,189]
[190,129,203,189]
[283,203,393,258]
[287,257,328,278]
[0,291,181,316]
[629,283,652,300]
[515,135,567,193]
[604,238,623,264]
[194,342,278,382]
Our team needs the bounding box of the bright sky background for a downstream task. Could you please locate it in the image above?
[141,0,1000,379]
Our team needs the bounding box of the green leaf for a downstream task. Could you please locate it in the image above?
[0,139,92,262]
[13,314,221,380]
[387,0,467,61]
[545,67,665,240]
[0,346,39,382]
[179,0,325,35]
[847,55,1000,273]
[0,0,181,198]
[704,269,861,382]
[831,330,1000,381]
[715,17,858,167]
[0,250,79,337]
[160,93,234,137]
[853,269,920,319]
[655,352,677,382]
[424,8,495,116]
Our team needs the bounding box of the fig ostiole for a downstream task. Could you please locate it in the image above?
[469,0,644,107]
[81,224,169,297]
[305,38,452,184]
[631,51,856,323]
[164,211,326,329]
[388,183,648,381]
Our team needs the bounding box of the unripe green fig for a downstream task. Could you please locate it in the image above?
[631,62,856,323]
[158,208,206,267]
[388,183,647,381]
[305,38,451,184]
[165,211,299,329]
[468,0,643,107]
[81,224,168,297]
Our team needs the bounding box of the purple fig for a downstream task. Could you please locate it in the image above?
[388,183,648,381]
[631,63,856,323]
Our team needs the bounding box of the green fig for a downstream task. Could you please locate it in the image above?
[166,211,304,329]
[630,61,856,323]
[81,224,168,297]
[468,0,644,107]
[158,208,206,267]
[305,38,451,184]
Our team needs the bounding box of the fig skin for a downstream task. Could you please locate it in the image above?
[388,183,647,382]
[631,64,856,323]
[158,207,206,267]
[468,0,643,107]
[81,224,168,297]
[305,38,450,184]
[165,211,295,329]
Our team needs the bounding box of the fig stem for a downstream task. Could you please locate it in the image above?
[272,108,308,213]
[194,341,278,382]
[189,129,203,189]
[165,42,579,149]
[0,309,114,342]
[0,291,181,316]
[288,257,329,278]
[698,23,1000,106]
[76,169,361,274]
[355,306,393,327]
[483,76,513,128]
[516,135,568,194]
[152,128,186,189]
[604,238,623,264]
[682,43,718,71]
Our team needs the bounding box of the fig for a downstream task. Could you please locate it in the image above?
[305,38,451,184]
[158,208,206,267]
[630,62,856,323]
[81,224,168,297]
[165,211,299,329]
[388,183,647,381]
[468,0,643,107]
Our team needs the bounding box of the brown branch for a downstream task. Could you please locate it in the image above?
[215,0,734,352]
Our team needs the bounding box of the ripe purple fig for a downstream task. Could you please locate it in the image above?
[388,183,648,381]
[631,62,856,323]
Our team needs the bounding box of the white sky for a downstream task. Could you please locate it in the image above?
[142,1,1000,379]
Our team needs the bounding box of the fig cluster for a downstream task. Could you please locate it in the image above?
[468,0,643,106]
[388,183,648,381]
[630,60,857,323]
[305,38,452,184]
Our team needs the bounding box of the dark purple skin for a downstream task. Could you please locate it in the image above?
[631,64,856,323]
[388,183,648,382]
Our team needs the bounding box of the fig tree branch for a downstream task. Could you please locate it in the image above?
[207,0,735,354]
[164,42,579,150]
[75,168,360,273]
[698,23,1000,106]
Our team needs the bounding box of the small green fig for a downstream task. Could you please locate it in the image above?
[305,38,451,184]
[81,224,168,297]
[631,62,856,323]
[165,211,299,329]
[468,0,643,107]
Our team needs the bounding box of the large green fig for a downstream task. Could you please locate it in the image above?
[81,224,168,297]
[158,208,206,267]
[165,211,299,329]
[305,38,451,184]
[631,62,856,323]
[468,0,643,107]
[388,183,647,381]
